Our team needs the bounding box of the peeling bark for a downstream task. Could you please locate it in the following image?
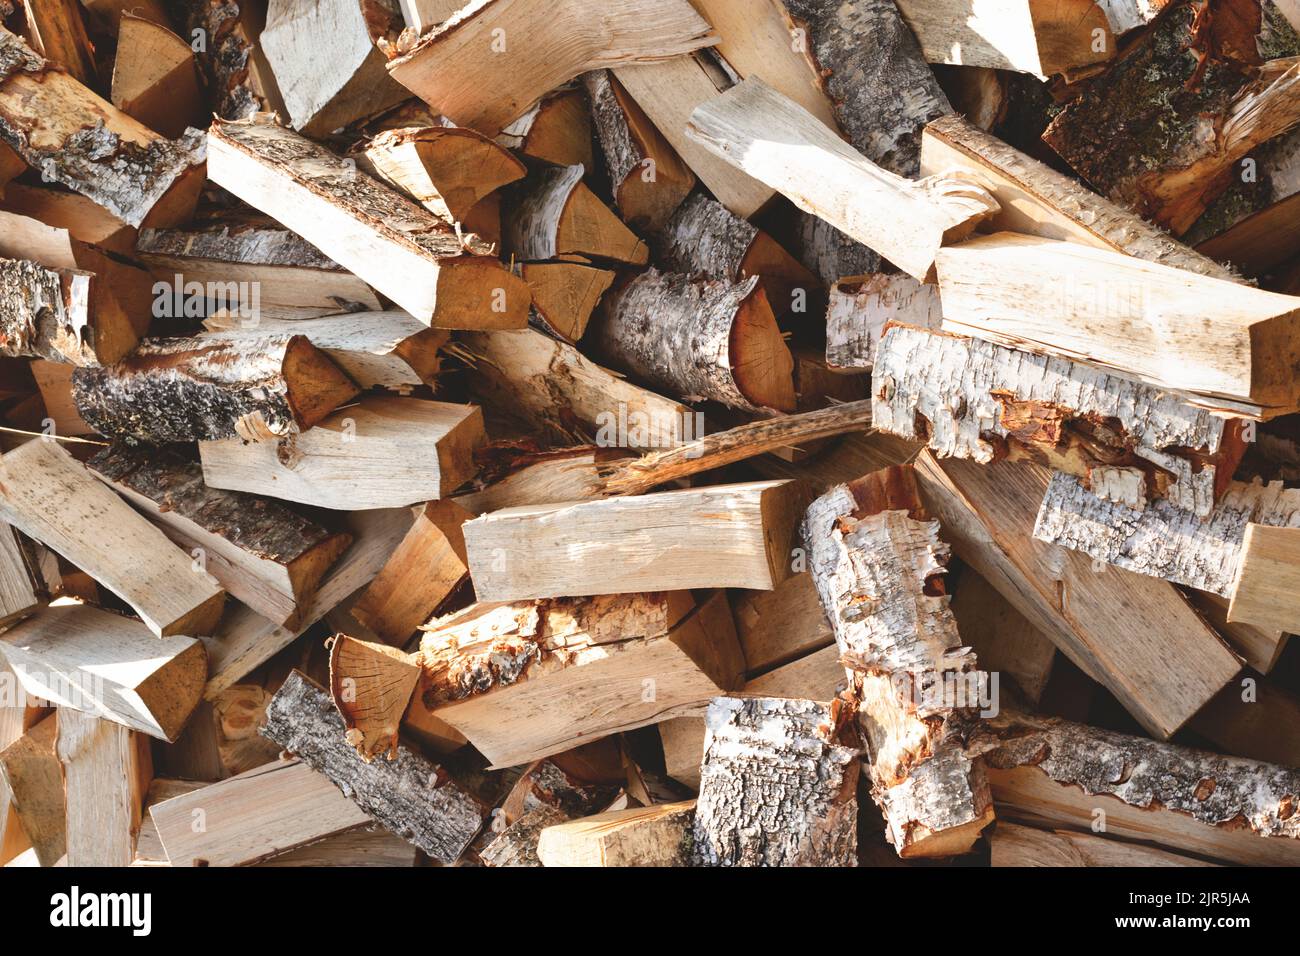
[824,273,942,370]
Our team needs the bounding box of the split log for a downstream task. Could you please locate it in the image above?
[329,634,423,760]
[149,757,374,867]
[0,182,137,254]
[1228,523,1300,633]
[397,0,462,31]
[793,213,879,288]
[0,258,98,367]
[79,0,172,34]
[1188,589,1287,675]
[261,0,409,136]
[537,801,696,866]
[260,670,487,863]
[71,332,360,443]
[971,711,1300,866]
[872,324,1246,517]
[494,86,594,168]
[774,0,951,175]
[1034,472,1300,602]
[920,112,1243,282]
[733,572,835,673]
[110,13,205,139]
[894,0,1113,77]
[481,804,570,867]
[57,708,151,866]
[522,261,615,344]
[592,398,874,496]
[198,397,485,510]
[200,313,446,392]
[350,500,473,646]
[1189,677,1300,768]
[0,713,63,867]
[614,50,776,217]
[0,521,39,629]
[685,78,999,281]
[454,447,615,512]
[948,567,1057,706]
[592,269,795,413]
[0,603,206,741]
[21,0,97,85]
[936,231,1300,410]
[415,590,744,767]
[824,273,942,370]
[1042,5,1300,235]
[914,452,1241,739]
[207,119,530,328]
[136,218,384,319]
[650,192,817,317]
[460,327,695,450]
[463,480,801,600]
[583,69,695,232]
[177,0,285,120]
[505,163,648,266]
[989,822,1218,867]
[88,445,352,628]
[803,465,995,857]
[385,0,717,136]
[0,440,226,638]
[693,696,859,866]
[359,125,526,224]
[0,26,205,229]
[202,507,417,698]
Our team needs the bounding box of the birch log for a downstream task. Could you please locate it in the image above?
[824,273,941,369]
[538,802,696,866]
[685,78,998,281]
[872,324,1245,517]
[592,269,796,413]
[176,0,284,119]
[504,163,648,266]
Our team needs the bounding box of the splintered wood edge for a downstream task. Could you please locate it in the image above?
[328,634,422,761]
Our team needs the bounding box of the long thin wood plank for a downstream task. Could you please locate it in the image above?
[57,708,151,866]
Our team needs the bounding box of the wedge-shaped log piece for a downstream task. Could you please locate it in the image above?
[0,258,96,367]
[57,708,151,866]
[522,261,615,344]
[937,232,1300,409]
[920,113,1242,282]
[774,0,951,175]
[454,447,615,512]
[804,465,994,857]
[694,696,859,866]
[685,78,998,281]
[0,27,205,229]
[351,500,473,646]
[462,327,695,450]
[894,0,1113,76]
[21,0,97,84]
[0,521,39,630]
[110,13,206,139]
[386,0,717,136]
[538,801,696,866]
[873,324,1246,517]
[583,69,695,232]
[0,713,64,866]
[360,125,526,224]
[136,218,383,318]
[329,635,423,761]
[72,333,360,443]
[207,119,530,328]
[89,445,352,628]
[0,441,225,638]
[199,397,485,511]
[200,313,446,392]
[464,480,800,600]
[177,0,283,119]
[494,86,594,167]
[506,164,648,266]
[416,590,744,767]
[1,602,207,741]
[1042,4,1300,235]
[1034,473,1300,601]
[592,269,795,412]
[261,670,486,863]
[990,822,1218,867]
[1228,524,1300,635]
[825,273,941,370]
[915,452,1240,739]
[150,757,374,867]
[261,0,409,136]
[971,711,1300,866]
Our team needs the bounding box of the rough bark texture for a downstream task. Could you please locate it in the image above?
[72,333,355,443]
[802,471,994,857]
[506,163,584,261]
[652,192,757,280]
[794,213,879,287]
[0,257,95,365]
[693,696,859,867]
[0,28,205,228]
[480,804,569,867]
[872,324,1236,516]
[177,0,269,119]
[775,0,951,176]
[593,269,782,411]
[137,220,343,269]
[825,273,942,369]
[1034,472,1300,596]
[260,670,487,864]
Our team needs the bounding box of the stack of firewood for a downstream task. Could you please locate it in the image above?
[2,0,1300,870]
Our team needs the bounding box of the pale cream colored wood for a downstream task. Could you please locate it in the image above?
[990,822,1217,867]
[538,800,696,866]
[57,708,151,867]
[1228,524,1300,635]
